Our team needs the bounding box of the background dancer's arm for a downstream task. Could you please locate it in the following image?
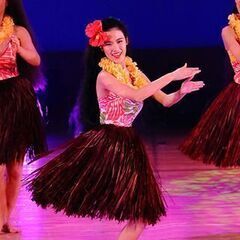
[14,26,41,66]
[222,26,240,61]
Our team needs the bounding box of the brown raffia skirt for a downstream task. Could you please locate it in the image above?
[26,124,166,225]
[0,76,47,165]
[180,82,240,167]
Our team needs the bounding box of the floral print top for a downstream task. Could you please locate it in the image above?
[98,92,143,127]
[0,36,19,80]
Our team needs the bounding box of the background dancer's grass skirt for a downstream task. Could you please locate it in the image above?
[0,77,47,164]
[180,82,240,167]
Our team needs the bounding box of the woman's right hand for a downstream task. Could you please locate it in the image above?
[172,63,201,81]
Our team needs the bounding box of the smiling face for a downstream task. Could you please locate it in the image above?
[102,28,128,65]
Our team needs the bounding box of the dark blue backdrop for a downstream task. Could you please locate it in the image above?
[24,0,234,51]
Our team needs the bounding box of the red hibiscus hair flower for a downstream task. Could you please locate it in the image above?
[85,20,109,47]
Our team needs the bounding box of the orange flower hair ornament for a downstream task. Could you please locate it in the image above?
[85,20,109,47]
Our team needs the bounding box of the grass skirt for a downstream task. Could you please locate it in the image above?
[27,124,166,225]
[180,82,240,167]
[0,77,47,165]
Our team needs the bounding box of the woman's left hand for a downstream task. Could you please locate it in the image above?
[180,77,205,94]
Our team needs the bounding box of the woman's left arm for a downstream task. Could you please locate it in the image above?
[14,26,41,66]
[140,72,204,107]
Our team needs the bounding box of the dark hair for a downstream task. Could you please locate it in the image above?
[5,0,46,91]
[71,17,129,133]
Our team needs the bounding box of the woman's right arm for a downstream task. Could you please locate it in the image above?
[97,64,200,102]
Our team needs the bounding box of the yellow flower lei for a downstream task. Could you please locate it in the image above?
[98,56,148,89]
[228,13,240,40]
[0,16,14,44]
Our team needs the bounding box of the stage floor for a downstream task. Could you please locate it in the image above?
[2,134,240,240]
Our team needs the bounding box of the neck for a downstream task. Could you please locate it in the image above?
[120,62,126,68]
[119,57,126,68]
